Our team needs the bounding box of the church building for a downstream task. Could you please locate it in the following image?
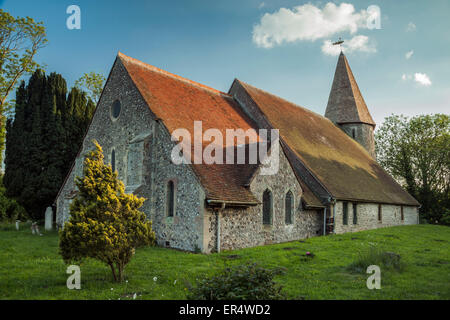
[55,52,420,253]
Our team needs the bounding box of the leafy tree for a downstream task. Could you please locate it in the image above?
[74,72,105,103]
[3,70,95,220]
[0,9,47,165]
[375,114,450,223]
[59,141,155,282]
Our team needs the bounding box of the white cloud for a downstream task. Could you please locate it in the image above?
[402,72,432,86]
[406,22,416,32]
[414,73,432,86]
[321,35,376,56]
[258,2,265,9]
[252,2,370,48]
[405,50,414,59]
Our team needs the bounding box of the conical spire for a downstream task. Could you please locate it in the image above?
[325,52,375,127]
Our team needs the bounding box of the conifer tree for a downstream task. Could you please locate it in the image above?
[4,81,27,197]
[59,141,155,282]
[4,70,96,220]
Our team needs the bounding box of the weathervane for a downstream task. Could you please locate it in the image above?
[332,37,344,51]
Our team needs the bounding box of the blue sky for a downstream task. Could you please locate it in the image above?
[3,0,449,126]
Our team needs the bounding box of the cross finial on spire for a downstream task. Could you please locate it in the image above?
[332,37,344,52]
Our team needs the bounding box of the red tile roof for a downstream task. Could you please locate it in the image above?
[119,52,261,204]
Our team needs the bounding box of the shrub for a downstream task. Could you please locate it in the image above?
[59,141,155,282]
[0,175,28,222]
[349,245,405,273]
[187,262,286,300]
[440,208,450,226]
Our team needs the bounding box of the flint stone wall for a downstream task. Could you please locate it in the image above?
[56,58,204,252]
[205,147,324,253]
[333,201,418,234]
[339,123,375,159]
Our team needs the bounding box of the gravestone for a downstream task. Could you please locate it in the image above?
[31,222,42,236]
[45,207,53,231]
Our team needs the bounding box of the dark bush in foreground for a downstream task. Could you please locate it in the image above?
[187,262,285,300]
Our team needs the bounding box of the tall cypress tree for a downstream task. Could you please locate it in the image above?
[4,81,27,197]
[4,70,95,220]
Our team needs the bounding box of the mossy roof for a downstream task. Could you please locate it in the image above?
[236,80,419,206]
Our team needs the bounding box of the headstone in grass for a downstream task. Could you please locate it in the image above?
[45,207,53,231]
[31,222,42,236]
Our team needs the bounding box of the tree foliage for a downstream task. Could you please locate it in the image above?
[0,9,47,165]
[59,141,155,282]
[3,70,95,220]
[375,114,450,223]
[74,72,105,103]
[0,174,27,222]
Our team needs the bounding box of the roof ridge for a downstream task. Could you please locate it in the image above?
[236,79,334,124]
[118,52,231,98]
[341,54,375,125]
[342,55,367,123]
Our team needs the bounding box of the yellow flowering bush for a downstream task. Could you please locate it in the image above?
[59,140,155,282]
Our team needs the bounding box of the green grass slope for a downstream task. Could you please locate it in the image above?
[0,223,448,300]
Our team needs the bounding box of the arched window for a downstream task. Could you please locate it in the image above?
[111,149,116,172]
[285,191,293,224]
[167,180,175,217]
[262,189,272,225]
[352,128,356,139]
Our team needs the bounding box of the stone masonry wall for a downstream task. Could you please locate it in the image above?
[56,58,155,226]
[340,123,375,159]
[333,201,418,234]
[150,121,206,252]
[56,58,206,252]
[204,146,324,253]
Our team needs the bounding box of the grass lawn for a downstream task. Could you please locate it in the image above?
[0,223,449,300]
